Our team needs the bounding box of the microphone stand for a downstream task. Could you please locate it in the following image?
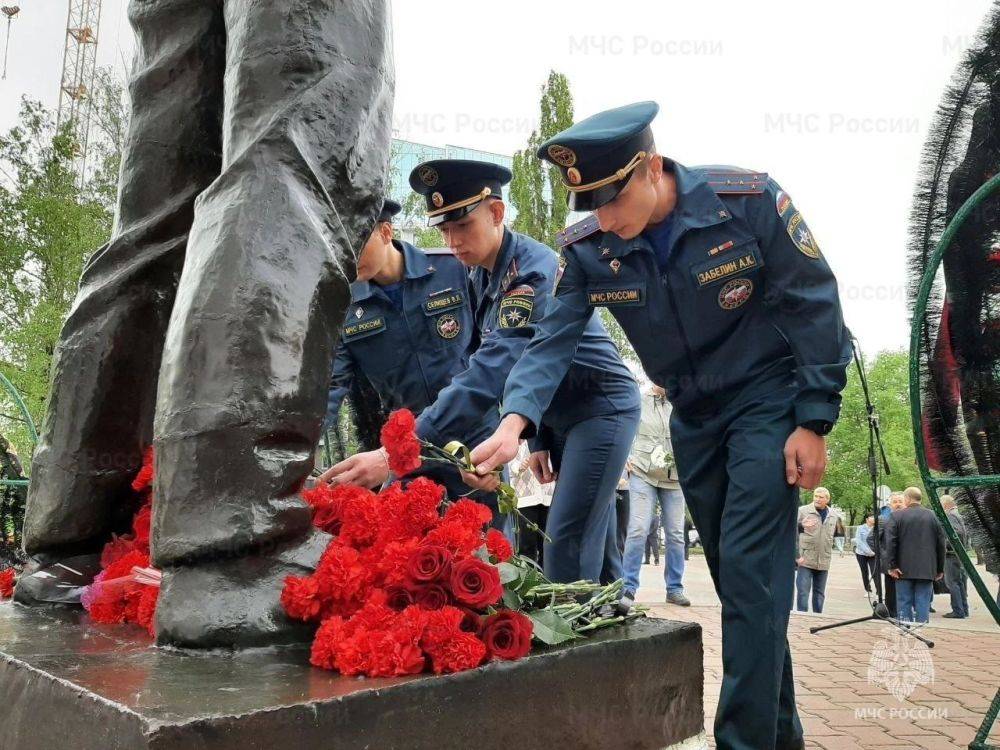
[809,340,933,647]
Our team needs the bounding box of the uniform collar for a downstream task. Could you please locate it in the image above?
[667,161,733,233]
[602,162,732,260]
[350,240,436,302]
[481,228,515,300]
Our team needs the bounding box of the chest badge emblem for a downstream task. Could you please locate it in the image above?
[600,247,611,257]
[354,308,364,319]
[436,313,461,340]
[609,259,621,275]
[718,278,753,310]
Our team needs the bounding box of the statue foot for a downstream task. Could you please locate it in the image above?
[13,552,103,606]
[154,528,330,649]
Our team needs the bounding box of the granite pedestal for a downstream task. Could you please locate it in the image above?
[0,603,704,750]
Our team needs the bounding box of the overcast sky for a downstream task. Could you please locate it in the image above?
[1,1,994,353]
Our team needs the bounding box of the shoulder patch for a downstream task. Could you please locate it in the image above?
[702,168,768,195]
[498,284,534,328]
[557,214,601,249]
[776,191,821,259]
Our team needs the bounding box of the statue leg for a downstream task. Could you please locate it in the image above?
[18,0,226,562]
[151,0,394,648]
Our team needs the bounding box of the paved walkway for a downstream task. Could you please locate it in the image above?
[639,553,1000,749]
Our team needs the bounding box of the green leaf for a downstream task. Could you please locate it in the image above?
[527,609,581,646]
[502,588,522,610]
[498,561,521,585]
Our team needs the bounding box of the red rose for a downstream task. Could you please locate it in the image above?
[406,545,452,583]
[380,409,422,476]
[449,557,503,609]
[385,585,415,610]
[0,567,15,599]
[414,584,450,611]
[480,611,533,661]
[485,528,514,562]
[427,631,487,674]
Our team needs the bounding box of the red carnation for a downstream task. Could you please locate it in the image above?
[423,520,483,558]
[418,605,465,651]
[131,447,155,493]
[406,545,452,584]
[337,486,380,548]
[427,631,487,674]
[99,535,138,569]
[302,484,345,536]
[380,409,422,476]
[136,586,159,636]
[310,616,349,671]
[0,567,15,599]
[443,499,493,533]
[132,502,152,549]
[485,528,514,563]
[480,610,533,661]
[449,557,503,609]
[281,575,325,622]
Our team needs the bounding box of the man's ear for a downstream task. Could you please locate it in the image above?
[647,153,664,183]
[490,199,506,226]
[380,221,394,244]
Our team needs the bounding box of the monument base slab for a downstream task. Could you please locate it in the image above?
[0,603,704,750]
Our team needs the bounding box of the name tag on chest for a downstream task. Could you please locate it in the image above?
[343,317,386,340]
[587,286,645,306]
[691,246,763,288]
[423,291,464,315]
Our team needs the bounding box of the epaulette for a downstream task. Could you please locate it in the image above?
[699,167,768,195]
[422,247,454,255]
[557,214,601,249]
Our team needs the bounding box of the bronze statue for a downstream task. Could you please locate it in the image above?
[16,0,395,648]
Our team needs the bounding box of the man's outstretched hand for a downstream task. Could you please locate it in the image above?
[783,427,827,489]
[318,449,389,489]
[470,414,529,477]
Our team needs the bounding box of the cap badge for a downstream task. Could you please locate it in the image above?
[418,165,439,186]
[566,167,582,186]
[547,144,577,167]
[431,191,444,208]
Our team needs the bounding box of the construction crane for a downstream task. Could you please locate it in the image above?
[1,6,17,80]
[57,0,103,185]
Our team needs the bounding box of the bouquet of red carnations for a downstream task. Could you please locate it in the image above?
[80,447,160,634]
[282,409,640,677]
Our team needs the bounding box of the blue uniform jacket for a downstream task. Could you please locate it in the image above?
[416,228,636,449]
[325,241,490,442]
[500,163,852,430]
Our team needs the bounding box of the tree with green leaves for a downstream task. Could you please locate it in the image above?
[510,71,573,249]
[0,70,126,468]
[815,349,922,524]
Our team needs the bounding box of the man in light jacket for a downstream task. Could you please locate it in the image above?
[621,385,689,606]
[796,487,838,612]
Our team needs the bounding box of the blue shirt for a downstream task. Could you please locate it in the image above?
[854,524,875,556]
[643,214,675,272]
[499,163,852,431]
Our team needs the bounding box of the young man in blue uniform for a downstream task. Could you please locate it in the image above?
[318,200,499,514]
[470,102,852,750]
[327,160,640,585]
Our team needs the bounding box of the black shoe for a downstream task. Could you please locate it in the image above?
[942,612,959,618]
[929,606,936,613]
